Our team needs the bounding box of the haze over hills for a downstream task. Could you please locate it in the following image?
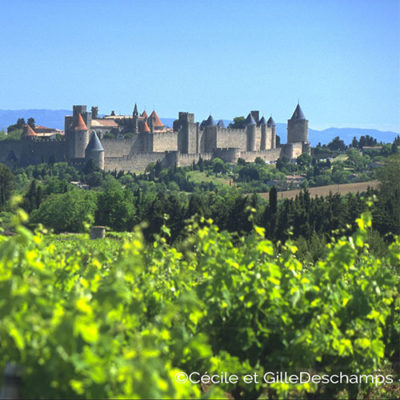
[0,110,398,146]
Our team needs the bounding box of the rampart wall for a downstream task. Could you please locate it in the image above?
[104,152,166,172]
[215,128,247,151]
[0,139,66,166]
[175,152,213,167]
[102,138,137,157]
[152,131,178,152]
[281,142,303,159]
[239,148,282,163]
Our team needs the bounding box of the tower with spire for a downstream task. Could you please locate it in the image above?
[65,105,92,160]
[85,132,104,170]
[245,112,257,151]
[132,103,139,133]
[287,103,308,144]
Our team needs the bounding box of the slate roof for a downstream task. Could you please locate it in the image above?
[74,113,88,130]
[267,116,276,127]
[86,132,104,152]
[206,115,216,127]
[245,113,256,126]
[217,119,225,128]
[259,116,266,125]
[291,104,306,120]
[133,103,138,116]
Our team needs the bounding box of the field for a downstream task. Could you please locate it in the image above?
[186,170,232,185]
[259,180,379,201]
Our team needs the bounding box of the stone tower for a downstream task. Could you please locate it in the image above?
[287,103,308,144]
[267,116,276,148]
[175,112,198,154]
[85,132,104,170]
[245,113,257,151]
[66,105,91,160]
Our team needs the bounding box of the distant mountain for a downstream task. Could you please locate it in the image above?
[0,109,70,130]
[1,110,398,146]
[275,123,398,146]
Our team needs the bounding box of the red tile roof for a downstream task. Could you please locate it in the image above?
[91,119,118,128]
[143,121,151,133]
[74,113,88,130]
[149,110,164,128]
[24,124,37,137]
[141,110,148,119]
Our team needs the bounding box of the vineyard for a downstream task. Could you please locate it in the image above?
[0,209,399,399]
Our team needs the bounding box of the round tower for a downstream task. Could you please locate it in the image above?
[67,111,89,159]
[245,113,256,151]
[267,116,277,148]
[259,116,267,150]
[85,132,105,170]
[287,104,308,144]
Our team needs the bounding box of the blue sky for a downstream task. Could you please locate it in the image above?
[0,0,399,131]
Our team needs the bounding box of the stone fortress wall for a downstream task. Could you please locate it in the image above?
[0,138,66,166]
[0,103,310,172]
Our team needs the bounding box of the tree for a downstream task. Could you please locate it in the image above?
[95,181,136,231]
[212,158,226,174]
[263,186,277,238]
[376,154,400,197]
[23,179,42,213]
[27,117,35,129]
[198,156,204,172]
[31,189,97,232]
[296,153,312,169]
[228,116,246,129]
[7,118,25,133]
[327,136,346,152]
[0,164,14,208]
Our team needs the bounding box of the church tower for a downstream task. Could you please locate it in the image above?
[132,103,139,133]
[287,103,308,144]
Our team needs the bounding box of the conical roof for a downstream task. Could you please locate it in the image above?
[24,124,37,136]
[143,121,151,133]
[245,113,256,126]
[206,115,216,127]
[86,132,104,152]
[259,116,266,125]
[133,103,138,116]
[267,116,276,127]
[74,113,88,130]
[141,110,148,119]
[217,119,225,128]
[291,104,306,120]
[149,110,164,127]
